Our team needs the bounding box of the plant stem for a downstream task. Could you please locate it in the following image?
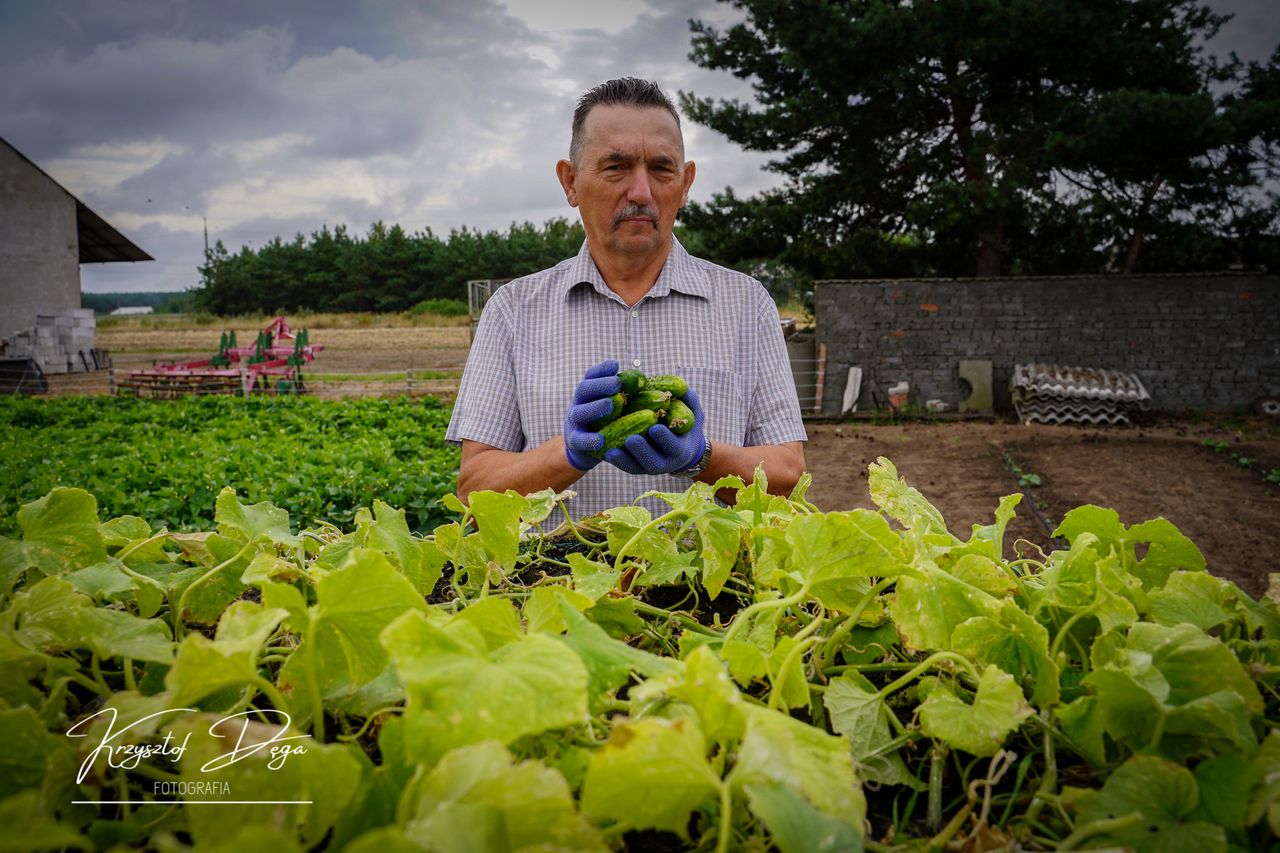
[876,652,982,700]
[174,539,255,641]
[715,781,733,853]
[1056,812,1143,850]
[123,657,138,693]
[612,508,683,573]
[926,745,946,832]
[630,600,721,636]
[1024,719,1057,825]
[722,583,811,647]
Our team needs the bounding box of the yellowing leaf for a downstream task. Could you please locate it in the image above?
[918,665,1032,756]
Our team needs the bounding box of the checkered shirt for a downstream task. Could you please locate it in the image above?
[445,237,807,525]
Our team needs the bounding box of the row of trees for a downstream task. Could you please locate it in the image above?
[679,0,1280,279]
[195,219,585,315]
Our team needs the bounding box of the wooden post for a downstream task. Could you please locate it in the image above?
[812,342,828,413]
[108,367,116,396]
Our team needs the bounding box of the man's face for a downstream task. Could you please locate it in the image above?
[556,104,696,263]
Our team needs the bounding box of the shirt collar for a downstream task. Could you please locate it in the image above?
[561,235,713,303]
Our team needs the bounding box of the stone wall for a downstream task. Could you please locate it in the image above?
[814,275,1280,413]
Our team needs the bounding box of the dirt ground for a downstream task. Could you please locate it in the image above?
[87,326,1280,595]
[803,415,1280,596]
[97,326,472,376]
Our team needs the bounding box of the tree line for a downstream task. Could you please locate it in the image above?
[195,219,585,315]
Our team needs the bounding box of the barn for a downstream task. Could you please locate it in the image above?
[0,137,151,378]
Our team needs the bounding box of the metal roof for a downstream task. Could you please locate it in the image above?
[76,200,153,263]
[2,137,152,264]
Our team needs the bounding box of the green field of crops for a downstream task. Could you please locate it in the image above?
[3,411,1279,851]
[0,395,459,536]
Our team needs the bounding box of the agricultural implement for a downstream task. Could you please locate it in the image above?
[120,317,323,397]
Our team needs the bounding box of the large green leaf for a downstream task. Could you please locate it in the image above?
[278,549,426,726]
[9,488,107,577]
[214,487,298,549]
[785,511,912,601]
[580,717,721,836]
[889,564,1001,652]
[557,600,675,700]
[522,584,594,635]
[167,601,287,707]
[1073,755,1227,852]
[383,610,589,765]
[354,500,429,592]
[174,712,362,849]
[403,740,605,852]
[78,607,173,664]
[1144,571,1234,631]
[732,704,865,829]
[918,665,1033,757]
[950,601,1060,708]
[1083,622,1261,760]
[9,576,89,653]
[823,671,921,789]
[466,490,528,573]
[1053,508,1205,590]
[0,790,87,852]
[744,782,863,853]
[0,707,76,800]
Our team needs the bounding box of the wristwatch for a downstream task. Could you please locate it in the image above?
[674,436,712,479]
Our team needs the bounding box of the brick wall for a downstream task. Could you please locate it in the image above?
[814,275,1280,413]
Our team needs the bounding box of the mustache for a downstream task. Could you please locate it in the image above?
[612,204,658,230]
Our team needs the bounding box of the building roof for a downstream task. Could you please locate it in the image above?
[1,137,153,264]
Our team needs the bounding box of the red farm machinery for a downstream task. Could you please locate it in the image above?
[121,317,323,397]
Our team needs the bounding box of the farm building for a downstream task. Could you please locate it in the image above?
[0,136,151,339]
[109,306,154,316]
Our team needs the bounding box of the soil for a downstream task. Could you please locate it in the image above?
[802,413,1280,596]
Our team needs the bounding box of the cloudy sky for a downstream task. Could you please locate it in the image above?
[2,0,1277,294]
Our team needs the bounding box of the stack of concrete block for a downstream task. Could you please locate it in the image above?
[1011,362,1151,425]
[4,309,97,374]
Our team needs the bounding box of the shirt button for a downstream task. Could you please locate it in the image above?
[632,359,641,367]
[631,310,639,318]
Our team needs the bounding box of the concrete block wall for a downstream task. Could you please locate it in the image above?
[814,274,1280,413]
[5,308,97,374]
[1,142,81,336]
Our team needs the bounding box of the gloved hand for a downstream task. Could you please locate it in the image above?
[605,387,707,476]
[563,359,622,471]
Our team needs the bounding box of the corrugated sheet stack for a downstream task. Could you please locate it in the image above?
[1011,363,1151,425]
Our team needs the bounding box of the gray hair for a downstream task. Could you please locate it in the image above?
[569,77,683,166]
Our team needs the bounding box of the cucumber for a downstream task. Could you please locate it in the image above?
[664,398,695,435]
[587,393,627,431]
[592,409,659,458]
[619,369,646,397]
[623,389,672,417]
[645,374,688,397]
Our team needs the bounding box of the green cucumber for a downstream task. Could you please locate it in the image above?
[645,374,688,397]
[623,389,672,417]
[664,399,695,435]
[587,393,626,431]
[619,369,646,397]
[592,409,659,458]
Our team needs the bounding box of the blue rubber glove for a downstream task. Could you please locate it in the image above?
[563,360,622,471]
[605,387,707,476]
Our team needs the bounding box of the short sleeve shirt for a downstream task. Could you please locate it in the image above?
[445,237,807,523]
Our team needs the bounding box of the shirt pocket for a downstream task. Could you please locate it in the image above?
[677,366,746,446]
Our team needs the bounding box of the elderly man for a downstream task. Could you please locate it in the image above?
[446,77,806,519]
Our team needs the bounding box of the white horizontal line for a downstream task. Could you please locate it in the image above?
[73,800,313,805]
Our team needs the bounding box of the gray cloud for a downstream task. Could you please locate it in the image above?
[1,0,1272,293]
